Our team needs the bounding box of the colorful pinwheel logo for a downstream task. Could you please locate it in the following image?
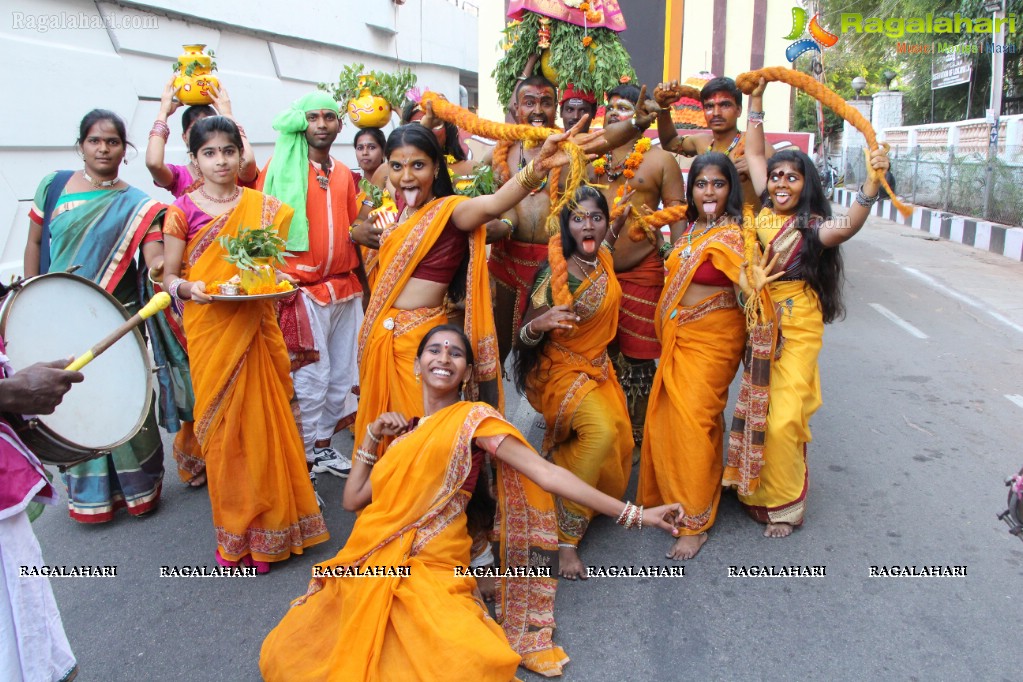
[784,6,839,62]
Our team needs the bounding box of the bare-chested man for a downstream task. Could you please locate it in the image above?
[654,76,769,210]
[599,84,686,447]
[488,74,562,365]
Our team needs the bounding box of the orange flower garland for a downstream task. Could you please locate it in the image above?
[594,136,651,180]
[735,67,908,216]
[582,36,593,47]
[422,91,589,308]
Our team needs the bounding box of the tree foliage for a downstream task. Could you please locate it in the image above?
[790,0,1023,132]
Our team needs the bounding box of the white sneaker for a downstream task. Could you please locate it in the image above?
[311,446,352,478]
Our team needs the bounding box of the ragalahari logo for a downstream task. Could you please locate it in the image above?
[784,6,839,62]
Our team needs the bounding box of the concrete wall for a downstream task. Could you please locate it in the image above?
[0,0,477,280]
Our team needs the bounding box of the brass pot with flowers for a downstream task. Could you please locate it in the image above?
[216,227,293,295]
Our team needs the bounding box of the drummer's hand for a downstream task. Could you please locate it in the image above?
[0,359,84,415]
[189,281,212,305]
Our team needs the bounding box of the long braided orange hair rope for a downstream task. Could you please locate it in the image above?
[423,91,586,307]
[735,68,909,216]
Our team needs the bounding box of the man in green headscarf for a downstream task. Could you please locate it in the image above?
[258,91,365,482]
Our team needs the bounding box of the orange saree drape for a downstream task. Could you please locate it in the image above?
[526,249,633,545]
[354,196,501,447]
[182,188,328,562]
[260,402,567,681]
[637,227,746,533]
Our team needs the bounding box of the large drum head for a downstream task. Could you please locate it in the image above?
[0,273,151,451]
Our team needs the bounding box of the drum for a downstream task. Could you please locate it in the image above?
[0,272,153,468]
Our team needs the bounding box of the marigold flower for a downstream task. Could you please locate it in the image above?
[582,35,593,47]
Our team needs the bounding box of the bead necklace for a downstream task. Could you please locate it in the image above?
[679,219,716,259]
[707,132,742,157]
[198,185,240,204]
[571,254,599,287]
[82,170,117,188]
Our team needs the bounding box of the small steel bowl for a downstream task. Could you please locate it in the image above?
[219,283,241,296]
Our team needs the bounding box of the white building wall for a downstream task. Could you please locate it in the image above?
[0,0,478,280]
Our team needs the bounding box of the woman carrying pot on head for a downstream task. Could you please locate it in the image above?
[146,75,259,197]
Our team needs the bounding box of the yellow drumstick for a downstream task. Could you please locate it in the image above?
[65,292,172,371]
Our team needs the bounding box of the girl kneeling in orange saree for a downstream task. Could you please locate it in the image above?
[512,185,633,580]
[260,325,683,681]
[162,117,327,570]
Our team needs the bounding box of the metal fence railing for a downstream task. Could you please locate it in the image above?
[843,145,1023,227]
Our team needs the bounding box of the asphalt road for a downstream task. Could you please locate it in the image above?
[31,210,1023,681]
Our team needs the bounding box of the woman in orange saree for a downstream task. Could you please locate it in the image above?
[352,122,590,450]
[637,154,781,560]
[740,79,891,537]
[260,325,682,681]
[162,117,327,569]
[512,185,632,580]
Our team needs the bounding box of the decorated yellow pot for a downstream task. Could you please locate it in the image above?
[347,76,391,129]
[239,258,277,294]
[174,44,220,106]
[539,50,559,84]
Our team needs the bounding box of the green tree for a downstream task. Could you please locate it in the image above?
[799,0,1022,125]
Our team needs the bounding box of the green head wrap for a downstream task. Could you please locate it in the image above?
[262,91,341,250]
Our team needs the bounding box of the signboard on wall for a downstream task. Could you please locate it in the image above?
[932,52,972,89]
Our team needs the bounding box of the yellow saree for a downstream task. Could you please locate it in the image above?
[735,209,823,525]
[355,196,501,447]
[260,402,567,681]
[526,249,633,545]
[182,188,328,561]
[637,226,746,533]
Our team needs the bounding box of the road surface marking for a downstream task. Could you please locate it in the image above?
[1006,394,1023,410]
[899,265,1023,336]
[869,303,929,339]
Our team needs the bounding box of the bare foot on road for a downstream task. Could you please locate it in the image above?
[558,545,587,580]
[764,522,793,538]
[666,532,707,560]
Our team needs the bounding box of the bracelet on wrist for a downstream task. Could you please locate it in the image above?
[855,187,879,207]
[518,321,543,347]
[365,426,382,445]
[169,278,188,301]
[658,242,674,259]
[748,110,765,128]
[514,160,545,193]
[355,448,378,466]
[601,239,615,253]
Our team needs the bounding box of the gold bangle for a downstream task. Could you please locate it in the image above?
[514,160,544,193]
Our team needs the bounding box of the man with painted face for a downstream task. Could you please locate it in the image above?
[597,84,686,448]
[488,74,563,366]
[654,76,769,210]
[258,92,363,483]
[560,83,597,133]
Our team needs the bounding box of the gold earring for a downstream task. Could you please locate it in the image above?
[415,371,421,385]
